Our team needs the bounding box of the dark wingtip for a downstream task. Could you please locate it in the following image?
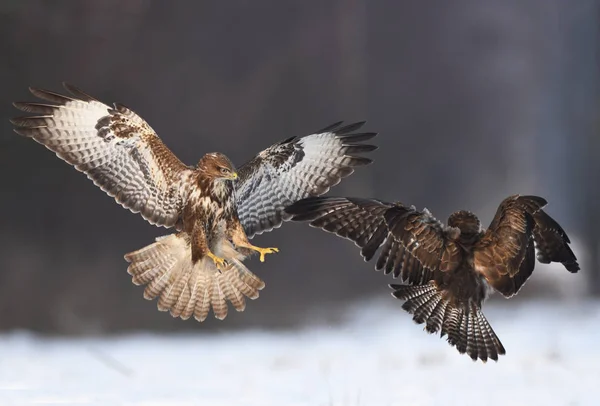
[62,82,97,101]
[335,121,367,135]
[344,144,378,154]
[316,121,344,134]
[28,86,45,100]
[565,261,580,273]
[519,195,548,209]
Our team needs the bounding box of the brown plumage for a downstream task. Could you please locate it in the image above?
[12,83,377,322]
[286,195,579,361]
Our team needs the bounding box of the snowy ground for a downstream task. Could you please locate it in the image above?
[0,299,599,406]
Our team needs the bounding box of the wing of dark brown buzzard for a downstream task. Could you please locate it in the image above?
[473,195,579,297]
[11,83,195,228]
[532,209,580,273]
[285,197,460,285]
[234,122,377,238]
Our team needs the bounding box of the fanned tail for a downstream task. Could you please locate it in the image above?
[390,282,505,362]
[124,233,265,322]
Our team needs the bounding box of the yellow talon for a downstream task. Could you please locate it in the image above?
[256,247,279,262]
[206,251,228,270]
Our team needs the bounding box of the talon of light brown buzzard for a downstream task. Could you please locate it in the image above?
[256,247,279,262]
[206,251,228,270]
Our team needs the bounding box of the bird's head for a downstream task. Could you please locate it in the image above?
[198,152,238,181]
[447,210,481,236]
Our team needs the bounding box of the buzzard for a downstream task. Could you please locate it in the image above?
[286,195,579,361]
[11,83,377,322]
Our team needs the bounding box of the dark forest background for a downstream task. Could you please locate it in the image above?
[0,0,598,334]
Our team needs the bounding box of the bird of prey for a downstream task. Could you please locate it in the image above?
[286,195,579,361]
[11,83,377,322]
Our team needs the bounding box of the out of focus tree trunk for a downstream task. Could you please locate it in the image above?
[588,111,600,296]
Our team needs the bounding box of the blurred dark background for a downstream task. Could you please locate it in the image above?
[0,0,598,334]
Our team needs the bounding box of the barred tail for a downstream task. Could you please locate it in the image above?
[390,283,506,362]
[124,233,265,322]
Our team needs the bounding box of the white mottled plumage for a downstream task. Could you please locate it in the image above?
[235,123,376,238]
[12,84,194,228]
[12,83,377,322]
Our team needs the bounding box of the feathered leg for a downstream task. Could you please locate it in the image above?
[228,218,279,262]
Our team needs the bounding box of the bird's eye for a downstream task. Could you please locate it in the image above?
[220,168,229,174]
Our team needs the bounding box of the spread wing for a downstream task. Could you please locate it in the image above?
[12,83,195,228]
[285,196,394,260]
[285,197,457,285]
[472,195,546,297]
[234,122,377,238]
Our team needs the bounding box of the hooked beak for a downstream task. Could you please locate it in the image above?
[228,172,238,180]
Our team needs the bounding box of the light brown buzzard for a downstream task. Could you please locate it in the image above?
[12,83,377,322]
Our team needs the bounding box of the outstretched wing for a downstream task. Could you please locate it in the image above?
[285,196,394,260]
[473,195,546,297]
[285,197,454,285]
[235,122,377,238]
[12,83,195,228]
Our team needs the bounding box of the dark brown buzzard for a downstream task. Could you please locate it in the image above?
[286,195,579,361]
[11,83,377,322]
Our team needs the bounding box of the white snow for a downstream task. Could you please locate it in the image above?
[0,299,599,406]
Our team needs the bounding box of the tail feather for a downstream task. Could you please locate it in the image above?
[444,307,463,348]
[221,268,246,312]
[425,297,447,333]
[157,263,190,312]
[211,276,228,320]
[390,283,505,362]
[171,275,193,319]
[194,273,213,322]
[227,259,260,300]
[143,262,175,302]
[125,233,265,322]
[466,309,477,360]
[478,311,505,360]
[412,292,442,324]
[457,308,469,354]
[470,307,486,362]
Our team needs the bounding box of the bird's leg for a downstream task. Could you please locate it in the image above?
[192,223,228,270]
[229,220,279,262]
[239,243,279,262]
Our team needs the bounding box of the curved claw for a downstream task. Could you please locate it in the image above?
[207,251,228,270]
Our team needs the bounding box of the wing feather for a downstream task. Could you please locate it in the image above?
[12,83,195,228]
[473,195,543,297]
[235,122,377,238]
[286,197,439,284]
[532,210,579,273]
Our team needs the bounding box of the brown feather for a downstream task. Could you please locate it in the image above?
[290,194,577,362]
[472,195,569,297]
